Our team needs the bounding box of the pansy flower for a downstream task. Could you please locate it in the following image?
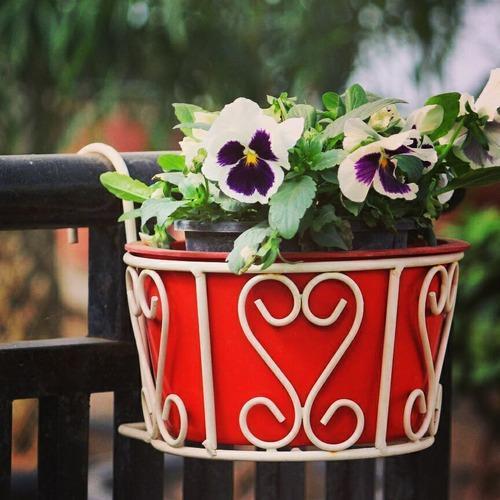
[339,120,437,202]
[450,68,500,169]
[201,98,304,203]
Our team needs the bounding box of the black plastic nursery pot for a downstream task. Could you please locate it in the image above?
[174,218,421,253]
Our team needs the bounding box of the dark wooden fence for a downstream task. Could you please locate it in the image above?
[0,152,451,499]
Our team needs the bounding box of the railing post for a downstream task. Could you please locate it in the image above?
[88,224,164,500]
[384,338,452,500]
[326,460,375,500]
[0,399,12,499]
[38,393,90,500]
[256,462,305,500]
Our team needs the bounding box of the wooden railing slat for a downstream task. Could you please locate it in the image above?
[38,393,90,500]
[256,462,306,500]
[326,459,375,500]
[183,457,233,500]
[113,390,164,500]
[0,399,12,499]
[384,344,452,500]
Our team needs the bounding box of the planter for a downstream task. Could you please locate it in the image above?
[83,142,468,462]
[119,238,468,461]
[174,218,422,253]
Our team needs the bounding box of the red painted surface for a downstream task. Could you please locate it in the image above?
[129,239,468,446]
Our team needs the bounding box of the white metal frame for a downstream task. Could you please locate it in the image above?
[80,143,464,462]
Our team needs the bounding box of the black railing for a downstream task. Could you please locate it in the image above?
[0,152,451,500]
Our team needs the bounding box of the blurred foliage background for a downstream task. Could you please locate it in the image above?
[445,209,500,433]
[0,0,468,154]
[0,0,499,497]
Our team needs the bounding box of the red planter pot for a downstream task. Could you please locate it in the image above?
[123,239,468,454]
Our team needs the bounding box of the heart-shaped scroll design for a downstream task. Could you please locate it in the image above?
[237,272,365,451]
[404,262,459,441]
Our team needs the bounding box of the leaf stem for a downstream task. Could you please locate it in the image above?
[438,117,465,162]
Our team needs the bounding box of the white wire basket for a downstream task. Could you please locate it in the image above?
[80,143,467,462]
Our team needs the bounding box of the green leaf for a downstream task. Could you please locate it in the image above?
[311,205,337,231]
[227,223,272,274]
[287,104,316,130]
[344,84,368,112]
[311,222,349,250]
[172,103,202,137]
[100,172,151,202]
[394,154,424,182]
[320,97,406,140]
[269,176,317,239]
[436,166,500,193]
[173,122,211,131]
[118,208,143,222]
[341,195,363,216]
[154,172,186,186]
[177,173,204,199]
[311,149,346,171]
[321,169,339,184]
[322,91,343,116]
[157,153,186,172]
[256,233,282,270]
[425,92,460,140]
[322,92,337,110]
[141,199,187,226]
[215,192,247,212]
[259,244,280,270]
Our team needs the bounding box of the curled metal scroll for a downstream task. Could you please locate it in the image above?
[125,266,187,447]
[404,263,459,441]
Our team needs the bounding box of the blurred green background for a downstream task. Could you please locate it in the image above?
[1,0,499,498]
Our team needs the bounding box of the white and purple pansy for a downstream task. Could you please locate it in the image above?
[338,129,438,203]
[201,98,304,203]
[453,68,500,169]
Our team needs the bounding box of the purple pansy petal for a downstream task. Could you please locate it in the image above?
[252,158,276,195]
[463,133,493,166]
[354,152,380,185]
[387,144,411,155]
[217,140,245,166]
[377,163,412,195]
[226,158,275,197]
[248,129,278,161]
[387,138,416,154]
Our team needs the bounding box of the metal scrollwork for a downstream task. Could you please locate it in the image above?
[238,273,365,451]
[404,262,459,441]
[125,266,188,447]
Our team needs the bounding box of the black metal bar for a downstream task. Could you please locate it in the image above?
[325,460,375,500]
[183,457,234,500]
[0,152,161,229]
[88,225,131,341]
[384,342,452,500]
[0,337,141,399]
[113,390,164,500]
[256,462,306,500]
[0,399,12,499]
[38,393,90,500]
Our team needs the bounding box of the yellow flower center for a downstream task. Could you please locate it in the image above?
[379,154,390,169]
[244,148,258,166]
